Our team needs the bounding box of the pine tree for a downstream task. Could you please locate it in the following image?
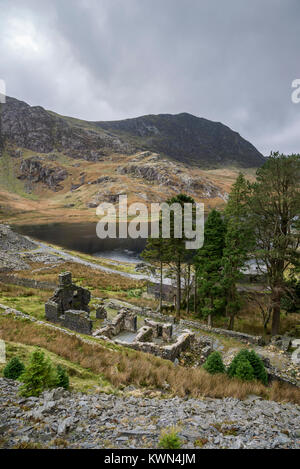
[235,359,254,381]
[56,365,69,390]
[227,349,252,378]
[195,210,226,326]
[203,351,225,374]
[227,349,268,385]
[247,153,300,335]
[3,357,25,380]
[164,194,196,321]
[247,350,268,385]
[141,219,166,314]
[19,349,57,397]
[222,174,254,330]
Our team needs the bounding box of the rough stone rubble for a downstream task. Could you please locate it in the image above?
[0,379,299,449]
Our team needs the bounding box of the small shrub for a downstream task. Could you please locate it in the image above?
[235,359,254,382]
[247,350,268,385]
[159,427,182,449]
[3,357,25,380]
[227,349,268,385]
[19,349,57,397]
[203,351,225,375]
[56,365,69,390]
[227,349,251,378]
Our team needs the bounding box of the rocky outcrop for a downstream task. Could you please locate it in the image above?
[118,163,172,186]
[1,97,134,160]
[97,112,265,168]
[0,224,35,272]
[1,97,264,168]
[18,157,68,191]
[118,161,226,199]
[87,192,127,208]
[0,252,29,272]
[0,224,35,252]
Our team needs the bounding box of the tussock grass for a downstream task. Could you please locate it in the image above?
[8,261,153,308]
[0,316,299,404]
[0,340,113,393]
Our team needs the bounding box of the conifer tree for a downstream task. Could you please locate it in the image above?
[56,365,70,390]
[195,209,226,326]
[142,219,166,313]
[3,357,25,380]
[203,351,225,374]
[222,174,254,329]
[165,194,196,321]
[247,153,300,335]
[235,359,254,382]
[19,349,56,397]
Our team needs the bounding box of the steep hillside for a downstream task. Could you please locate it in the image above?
[96,113,265,168]
[0,97,261,224]
[1,97,264,168]
[0,97,133,161]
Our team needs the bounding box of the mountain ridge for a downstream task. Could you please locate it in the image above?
[0,96,265,168]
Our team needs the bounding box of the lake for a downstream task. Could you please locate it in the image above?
[14,222,148,263]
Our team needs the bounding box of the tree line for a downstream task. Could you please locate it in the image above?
[142,153,300,336]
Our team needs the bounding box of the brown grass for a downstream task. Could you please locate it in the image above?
[1,315,299,404]
[7,261,155,308]
[15,262,143,292]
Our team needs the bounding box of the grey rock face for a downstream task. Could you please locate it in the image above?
[0,224,36,252]
[1,97,134,160]
[18,157,68,191]
[117,161,227,200]
[0,251,29,272]
[1,97,265,168]
[97,112,265,168]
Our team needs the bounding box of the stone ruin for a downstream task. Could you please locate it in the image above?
[93,309,137,339]
[45,272,93,335]
[94,312,194,361]
[144,318,173,342]
[131,320,194,361]
[45,272,195,361]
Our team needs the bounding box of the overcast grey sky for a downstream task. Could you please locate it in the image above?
[1,0,300,155]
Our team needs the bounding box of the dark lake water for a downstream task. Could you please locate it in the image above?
[14,222,148,263]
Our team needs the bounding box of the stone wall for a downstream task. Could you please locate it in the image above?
[107,301,264,347]
[180,319,264,346]
[144,318,173,342]
[0,274,56,291]
[117,325,195,362]
[47,272,91,315]
[94,310,137,339]
[161,331,195,361]
[62,310,93,335]
[147,282,176,302]
[139,308,175,324]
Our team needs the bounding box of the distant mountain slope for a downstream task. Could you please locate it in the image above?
[96,113,265,168]
[0,97,264,168]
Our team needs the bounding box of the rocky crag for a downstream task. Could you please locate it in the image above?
[1,97,133,161]
[0,224,35,271]
[1,96,264,168]
[18,157,68,192]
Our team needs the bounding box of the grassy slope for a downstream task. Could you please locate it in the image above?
[1,315,299,404]
[0,143,258,226]
[0,341,114,394]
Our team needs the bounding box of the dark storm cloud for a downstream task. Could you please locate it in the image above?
[1,0,300,154]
